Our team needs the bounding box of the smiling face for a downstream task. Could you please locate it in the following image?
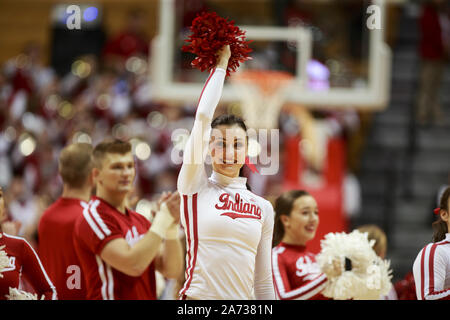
[94,152,135,196]
[281,195,319,246]
[210,124,247,178]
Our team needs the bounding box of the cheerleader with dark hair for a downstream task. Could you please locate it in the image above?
[413,186,450,300]
[177,45,275,300]
[271,190,341,300]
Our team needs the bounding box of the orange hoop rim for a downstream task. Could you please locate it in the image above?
[230,69,294,95]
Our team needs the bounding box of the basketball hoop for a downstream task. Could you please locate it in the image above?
[229,69,294,130]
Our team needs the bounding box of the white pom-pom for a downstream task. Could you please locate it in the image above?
[316,230,393,300]
[5,287,44,300]
[0,245,9,278]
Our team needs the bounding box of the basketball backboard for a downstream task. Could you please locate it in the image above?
[150,0,392,110]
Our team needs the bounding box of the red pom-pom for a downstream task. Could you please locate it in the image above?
[182,11,252,76]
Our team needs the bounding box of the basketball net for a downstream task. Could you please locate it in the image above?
[229,69,294,130]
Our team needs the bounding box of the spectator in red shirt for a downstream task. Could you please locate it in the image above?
[0,186,57,300]
[416,0,448,125]
[394,271,417,300]
[102,9,150,73]
[38,143,94,300]
[73,139,183,300]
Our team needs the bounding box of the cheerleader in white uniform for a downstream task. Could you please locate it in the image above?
[413,186,450,300]
[177,45,275,300]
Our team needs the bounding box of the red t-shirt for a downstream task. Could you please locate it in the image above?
[272,242,329,300]
[102,31,149,60]
[38,197,87,300]
[420,4,444,60]
[0,233,57,300]
[73,196,156,300]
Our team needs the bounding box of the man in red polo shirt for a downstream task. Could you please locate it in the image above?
[73,139,182,300]
[38,143,94,299]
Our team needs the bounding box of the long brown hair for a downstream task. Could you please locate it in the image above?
[432,186,450,243]
[356,224,387,257]
[272,190,310,247]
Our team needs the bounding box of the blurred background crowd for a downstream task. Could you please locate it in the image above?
[0,0,449,299]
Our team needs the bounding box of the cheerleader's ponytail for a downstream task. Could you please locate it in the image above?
[432,187,450,243]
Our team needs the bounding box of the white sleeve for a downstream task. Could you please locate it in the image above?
[177,68,226,195]
[424,245,450,300]
[413,244,450,300]
[412,248,424,299]
[254,202,276,300]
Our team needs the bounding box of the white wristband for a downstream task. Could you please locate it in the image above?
[165,223,180,240]
[150,203,174,239]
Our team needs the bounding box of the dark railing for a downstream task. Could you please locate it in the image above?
[401,46,420,200]
[383,148,400,251]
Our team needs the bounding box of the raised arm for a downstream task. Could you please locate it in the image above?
[177,46,230,195]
